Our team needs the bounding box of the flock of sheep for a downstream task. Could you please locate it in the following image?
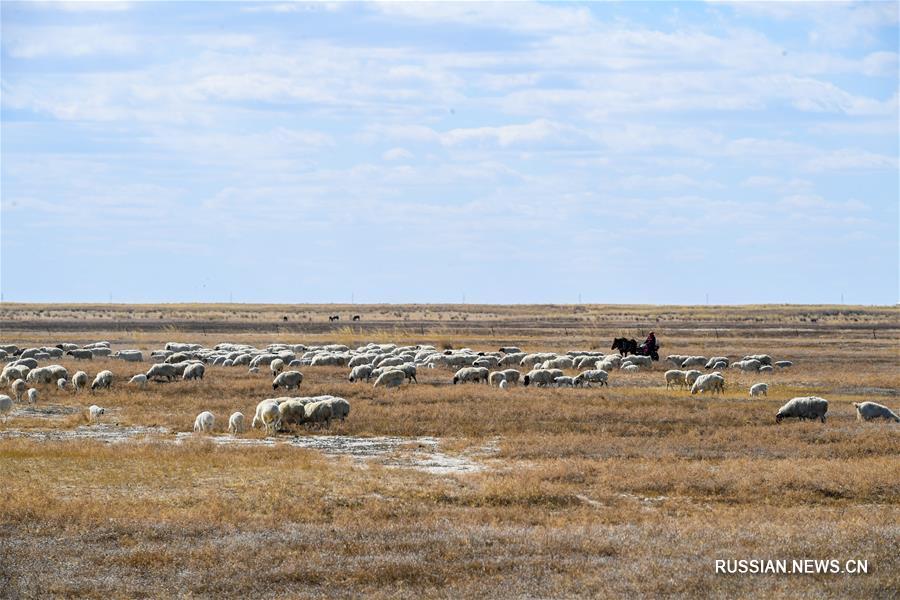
[1,340,898,431]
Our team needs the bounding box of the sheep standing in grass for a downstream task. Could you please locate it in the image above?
[555,376,576,388]
[452,367,489,385]
[270,359,285,377]
[72,371,89,393]
[488,371,506,387]
[278,399,310,429]
[500,369,521,385]
[775,397,828,423]
[253,400,281,435]
[57,378,68,392]
[26,388,38,405]
[622,364,640,373]
[523,369,556,387]
[303,401,334,428]
[91,370,113,392]
[129,374,148,388]
[146,364,177,382]
[10,379,26,403]
[664,370,686,389]
[684,370,702,387]
[749,383,768,397]
[374,369,406,389]
[88,405,105,422]
[499,380,509,390]
[349,365,374,383]
[182,363,205,381]
[691,373,725,395]
[574,370,608,387]
[0,395,12,422]
[228,412,245,434]
[193,411,215,433]
[853,402,900,423]
[273,371,303,391]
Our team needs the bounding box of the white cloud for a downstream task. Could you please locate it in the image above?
[804,149,899,172]
[382,147,413,161]
[3,25,139,58]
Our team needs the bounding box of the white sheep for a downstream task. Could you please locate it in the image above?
[57,378,68,392]
[853,402,899,423]
[776,397,828,423]
[732,359,762,372]
[88,405,105,421]
[248,367,260,375]
[555,376,576,388]
[273,371,303,390]
[193,411,215,433]
[500,369,521,385]
[129,374,148,388]
[624,355,652,368]
[621,364,640,373]
[488,371,507,387]
[691,373,724,395]
[91,370,113,392]
[373,369,406,389]
[499,380,509,390]
[270,358,285,377]
[523,369,557,387]
[304,400,334,427]
[664,370,686,389]
[27,388,38,405]
[749,383,768,397]
[681,356,707,368]
[10,379,26,403]
[72,371,89,393]
[0,395,13,421]
[574,370,608,387]
[146,364,177,382]
[683,369,703,387]
[705,356,729,369]
[182,363,205,381]
[253,400,281,435]
[228,411,246,434]
[349,365,373,382]
[452,367,489,385]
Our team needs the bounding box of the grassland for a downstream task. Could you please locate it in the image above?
[1,303,898,598]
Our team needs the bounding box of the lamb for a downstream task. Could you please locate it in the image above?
[555,376,576,388]
[146,364,178,382]
[705,357,730,369]
[27,388,38,405]
[57,378,68,392]
[523,369,557,387]
[253,399,281,435]
[621,364,639,373]
[488,371,507,387]
[270,358,285,376]
[0,395,12,422]
[574,369,608,387]
[691,373,725,395]
[129,374,148,388]
[91,370,113,392]
[273,371,303,390]
[500,369,521,385]
[72,371,89,393]
[853,402,899,423]
[774,361,793,369]
[710,360,729,370]
[776,397,828,423]
[193,411,215,433]
[664,370,687,389]
[348,365,374,383]
[182,363,206,381]
[10,379,26,403]
[749,383,768,397]
[88,405,105,421]
[66,349,93,360]
[373,369,406,389]
[452,367,489,385]
[228,412,245,434]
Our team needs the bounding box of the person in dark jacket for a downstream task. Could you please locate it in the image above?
[641,332,658,354]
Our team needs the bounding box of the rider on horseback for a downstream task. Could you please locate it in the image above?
[641,332,658,355]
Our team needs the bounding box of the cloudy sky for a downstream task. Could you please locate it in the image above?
[1,1,897,304]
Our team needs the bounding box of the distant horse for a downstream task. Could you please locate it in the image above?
[329,315,340,322]
[611,337,639,356]
[352,315,361,321]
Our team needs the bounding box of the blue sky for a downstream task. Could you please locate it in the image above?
[1,1,897,305]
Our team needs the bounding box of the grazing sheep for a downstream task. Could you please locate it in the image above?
[574,370,608,387]
[681,356,707,368]
[66,349,93,360]
[499,346,522,354]
[349,365,374,383]
[691,373,725,395]
[555,376,576,388]
[91,370,113,392]
[624,355,652,368]
[541,357,575,370]
[500,369,521,385]
[277,399,309,429]
[193,411,215,433]
[182,363,206,381]
[488,371,507,387]
[0,395,12,422]
[0,365,30,385]
[665,370,687,389]
[776,397,828,423]
[666,355,689,367]
[270,358,285,377]
[146,364,178,382]
[684,370,703,387]
[621,364,640,373]
[473,356,501,369]
[129,374,148,388]
[253,400,281,435]
[303,400,334,427]
[373,369,406,389]
[452,367,490,385]
[499,380,509,390]
[705,357,730,369]
[57,378,68,392]
[273,371,303,390]
[711,360,729,370]
[328,397,350,421]
[27,388,38,405]
[88,405,105,421]
[743,354,773,366]
[228,412,245,434]
[774,361,793,369]
[732,359,762,372]
[749,383,768,397]
[113,350,143,362]
[853,402,900,423]
[10,379,26,403]
[523,369,557,387]
[72,371,89,393]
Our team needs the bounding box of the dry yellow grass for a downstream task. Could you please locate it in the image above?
[1,303,898,598]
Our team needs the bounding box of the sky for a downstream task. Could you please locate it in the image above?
[1,1,898,305]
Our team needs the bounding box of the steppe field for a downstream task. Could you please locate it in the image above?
[1,303,898,599]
